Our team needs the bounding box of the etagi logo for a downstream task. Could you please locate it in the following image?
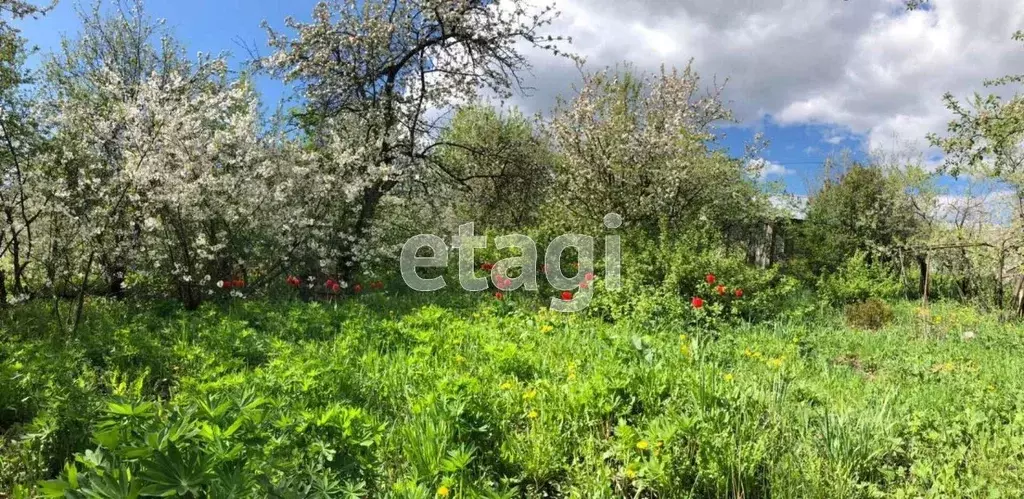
[400,214,623,312]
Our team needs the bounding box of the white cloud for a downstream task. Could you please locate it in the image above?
[513,0,1024,157]
[750,158,796,179]
[823,128,850,145]
[935,188,1017,224]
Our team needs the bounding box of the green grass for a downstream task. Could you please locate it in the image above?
[3,294,1024,497]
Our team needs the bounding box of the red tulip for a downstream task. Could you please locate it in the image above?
[585,272,595,281]
[734,288,744,298]
[716,285,726,296]
[233,280,244,289]
[692,297,705,309]
[354,284,363,294]
[223,280,233,289]
[325,279,337,290]
[561,291,573,301]
[331,283,341,293]
[481,262,494,271]
[705,274,716,285]
[286,275,301,287]
[580,281,589,290]
[495,291,504,301]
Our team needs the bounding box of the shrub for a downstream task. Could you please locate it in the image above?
[818,252,903,306]
[587,225,804,328]
[844,298,894,330]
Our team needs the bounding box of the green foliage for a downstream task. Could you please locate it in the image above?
[589,225,804,330]
[844,298,895,330]
[5,295,1024,496]
[928,29,1024,181]
[546,64,766,237]
[799,164,919,274]
[817,252,903,306]
[433,105,554,231]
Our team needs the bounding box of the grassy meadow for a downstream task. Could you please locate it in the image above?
[3,0,1023,496]
[3,292,1023,498]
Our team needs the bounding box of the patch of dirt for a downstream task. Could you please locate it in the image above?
[833,354,878,380]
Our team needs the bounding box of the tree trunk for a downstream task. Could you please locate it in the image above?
[996,247,1006,309]
[339,181,392,282]
[105,264,126,299]
[917,253,929,302]
[1014,276,1024,318]
[71,249,96,335]
[177,281,202,311]
[898,251,908,293]
[10,235,23,293]
[0,269,7,307]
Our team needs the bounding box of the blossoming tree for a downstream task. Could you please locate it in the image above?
[0,0,49,306]
[549,64,761,234]
[37,1,297,314]
[261,0,570,280]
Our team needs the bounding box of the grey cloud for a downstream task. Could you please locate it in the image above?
[507,0,1024,155]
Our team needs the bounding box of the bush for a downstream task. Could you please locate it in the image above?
[844,298,894,330]
[588,225,804,329]
[818,252,903,306]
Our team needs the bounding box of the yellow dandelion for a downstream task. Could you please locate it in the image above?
[437,486,450,497]
[768,357,784,369]
[527,410,538,419]
[636,440,649,450]
[624,469,637,479]
[540,324,554,334]
[523,389,537,401]
[723,373,734,383]
[455,355,466,364]
[500,381,514,390]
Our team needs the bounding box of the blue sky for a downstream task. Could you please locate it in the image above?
[19,0,311,106]
[15,0,1021,197]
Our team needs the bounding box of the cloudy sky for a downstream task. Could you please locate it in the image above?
[17,0,1024,194]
